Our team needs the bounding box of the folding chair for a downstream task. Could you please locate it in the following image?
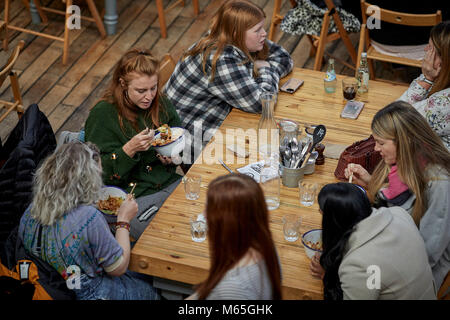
[156,0,199,39]
[269,0,357,71]
[356,0,442,79]
[268,0,297,41]
[0,39,25,124]
[159,53,176,87]
[2,0,107,65]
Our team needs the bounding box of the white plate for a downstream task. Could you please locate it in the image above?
[97,186,127,216]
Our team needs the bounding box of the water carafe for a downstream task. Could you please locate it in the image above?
[258,91,279,157]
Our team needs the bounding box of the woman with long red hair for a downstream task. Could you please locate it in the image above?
[84,48,182,239]
[188,173,282,300]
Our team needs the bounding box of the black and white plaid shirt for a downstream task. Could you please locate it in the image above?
[164,40,293,164]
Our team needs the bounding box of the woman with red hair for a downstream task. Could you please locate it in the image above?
[188,173,282,300]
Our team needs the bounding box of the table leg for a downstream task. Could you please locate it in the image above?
[103,0,118,35]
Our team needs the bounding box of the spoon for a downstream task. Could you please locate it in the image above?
[281,143,292,167]
[289,138,300,168]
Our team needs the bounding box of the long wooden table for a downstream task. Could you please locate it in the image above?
[130,68,408,300]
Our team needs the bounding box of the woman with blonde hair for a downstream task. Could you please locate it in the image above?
[18,141,159,300]
[165,0,293,164]
[345,101,450,291]
[85,48,182,239]
[399,20,450,150]
[188,174,282,300]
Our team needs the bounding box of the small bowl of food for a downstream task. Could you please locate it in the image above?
[301,229,323,259]
[151,125,185,158]
[97,186,127,223]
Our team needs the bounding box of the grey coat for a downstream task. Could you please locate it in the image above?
[390,165,450,290]
[339,206,436,300]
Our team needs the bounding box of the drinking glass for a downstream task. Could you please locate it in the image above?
[299,182,318,207]
[190,214,206,242]
[182,175,201,200]
[342,77,357,100]
[283,214,302,242]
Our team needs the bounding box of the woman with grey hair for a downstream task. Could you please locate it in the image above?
[18,141,160,300]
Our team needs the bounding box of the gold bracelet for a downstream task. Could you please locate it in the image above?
[115,221,131,232]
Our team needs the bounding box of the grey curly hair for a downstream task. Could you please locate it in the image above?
[30,141,103,225]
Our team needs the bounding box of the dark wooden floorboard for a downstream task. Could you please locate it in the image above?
[0,0,417,143]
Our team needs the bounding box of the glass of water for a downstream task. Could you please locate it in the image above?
[190,214,206,242]
[283,214,302,242]
[183,175,201,200]
[299,181,318,207]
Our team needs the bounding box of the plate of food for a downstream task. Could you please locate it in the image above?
[97,186,127,216]
[151,124,185,157]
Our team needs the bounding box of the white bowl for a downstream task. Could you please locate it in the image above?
[152,127,185,157]
[301,229,323,259]
[97,186,127,217]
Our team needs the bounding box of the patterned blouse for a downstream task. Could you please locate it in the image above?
[19,205,123,279]
[164,40,293,163]
[399,75,450,150]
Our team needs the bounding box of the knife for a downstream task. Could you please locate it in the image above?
[218,159,233,173]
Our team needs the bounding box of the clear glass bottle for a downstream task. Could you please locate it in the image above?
[258,91,279,157]
[357,52,370,93]
[260,154,280,211]
[324,58,337,93]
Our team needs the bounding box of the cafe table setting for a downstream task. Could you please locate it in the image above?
[129,67,408,300]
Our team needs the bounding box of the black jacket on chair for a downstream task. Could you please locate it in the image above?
[0,104,56,253]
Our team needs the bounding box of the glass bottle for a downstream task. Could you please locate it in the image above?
[260,153,280,211]
[324,58,337,93]
[258,91,279,157]
[357,52,370,93]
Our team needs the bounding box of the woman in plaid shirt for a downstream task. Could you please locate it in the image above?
[164,0,293,164]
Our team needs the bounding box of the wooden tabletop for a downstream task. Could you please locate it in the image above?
[129,68,408,300]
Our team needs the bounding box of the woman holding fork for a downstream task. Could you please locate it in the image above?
[85,48,183,239]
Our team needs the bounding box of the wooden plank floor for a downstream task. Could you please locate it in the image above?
[0,0,418,143]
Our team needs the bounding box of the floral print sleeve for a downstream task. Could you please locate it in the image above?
[398,76,429,115]
[424,91,450,150]
[399,77,450,150]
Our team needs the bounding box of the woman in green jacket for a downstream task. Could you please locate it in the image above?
[85,48,182,239]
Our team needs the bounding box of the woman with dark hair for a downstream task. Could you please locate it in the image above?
[188,173,282,300]
[399,21,450,150]
[311,182,435,300]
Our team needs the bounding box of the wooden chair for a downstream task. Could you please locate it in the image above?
[156,0,199,39]
[269,0,357,71]
[356,0,442,79]
[2,0,107,65]
[0,39,25,124]
[159,53,176,88]
[268,0,296,41]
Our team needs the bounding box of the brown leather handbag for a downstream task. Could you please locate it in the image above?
[334,135,382,180]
